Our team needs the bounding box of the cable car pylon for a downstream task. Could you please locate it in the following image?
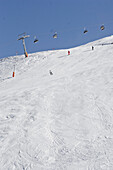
[17,33,30,58]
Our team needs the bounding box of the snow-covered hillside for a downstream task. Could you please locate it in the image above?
[0,36,113,170]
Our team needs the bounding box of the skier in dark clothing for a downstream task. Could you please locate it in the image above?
[49,70,53,75]
[92,46,94,50]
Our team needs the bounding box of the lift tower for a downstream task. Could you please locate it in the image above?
[17,33,30,58]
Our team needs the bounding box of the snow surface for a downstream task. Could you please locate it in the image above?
[0,36,113,170]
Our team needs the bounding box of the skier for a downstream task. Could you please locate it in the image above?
[92,46,94,50]
[49,70,53,75]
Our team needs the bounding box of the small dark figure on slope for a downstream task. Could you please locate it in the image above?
[92,46,94,50]
[49,70,53,75]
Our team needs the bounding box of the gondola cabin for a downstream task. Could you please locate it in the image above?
[100,25,105,30]
[34,36,39,43]
[34,39,38,43]
[84,29,88,34]
[53,33,57,38]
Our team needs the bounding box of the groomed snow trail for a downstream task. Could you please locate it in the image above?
[0,36,113,169]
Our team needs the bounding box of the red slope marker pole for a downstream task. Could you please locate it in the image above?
[12,65,15,78]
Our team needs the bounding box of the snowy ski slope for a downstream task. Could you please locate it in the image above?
[0,36,113,170]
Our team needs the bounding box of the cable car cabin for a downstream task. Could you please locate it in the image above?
[100,25,105,30]
[53,33,57,38]
[84,29,88,34]
[34,39,38,43]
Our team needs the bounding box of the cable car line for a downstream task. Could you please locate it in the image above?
[1,19,113,58]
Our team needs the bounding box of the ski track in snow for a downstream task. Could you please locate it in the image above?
[0,36,113,169]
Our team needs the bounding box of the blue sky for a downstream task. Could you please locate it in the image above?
[0,0,113,58]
